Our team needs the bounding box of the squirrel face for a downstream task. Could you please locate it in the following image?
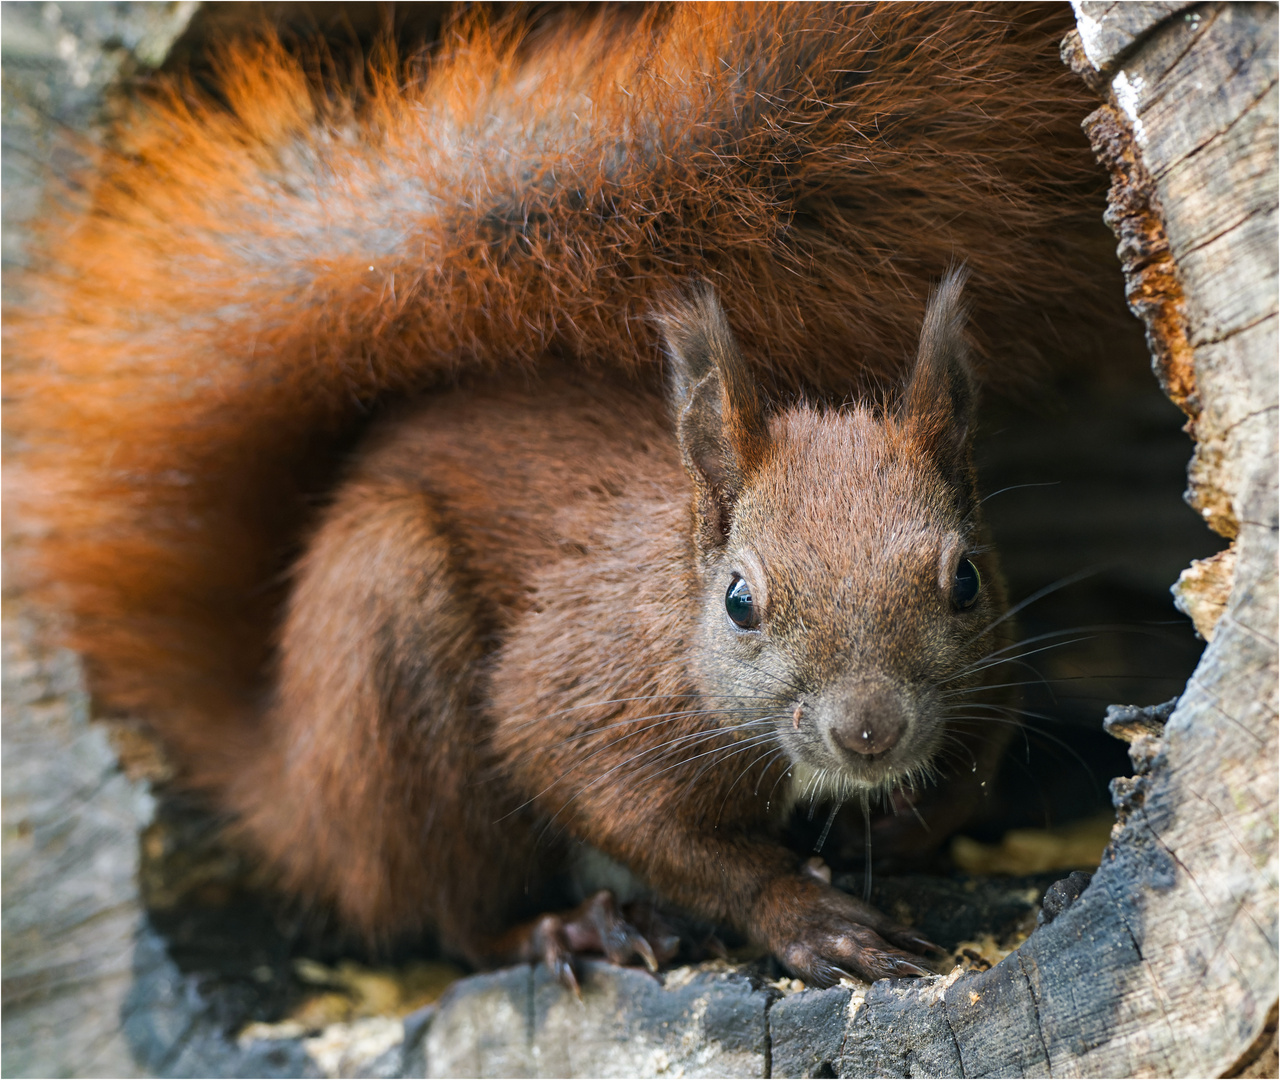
[698,406,1001,804]
[660,271,1002,807]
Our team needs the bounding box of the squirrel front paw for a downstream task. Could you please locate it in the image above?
[754,876,940,987]
[498,890,680,995]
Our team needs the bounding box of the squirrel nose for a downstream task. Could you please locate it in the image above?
[829,685,908,758]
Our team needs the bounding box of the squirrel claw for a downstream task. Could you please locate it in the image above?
[505,890,676,989]
[567,890,662,970]
[559,963,582,998]
[550,949,581,998]
[532,914,582,996]
[883,956,933,978]
[899,931,945,957]
[766,877,939,987]
[632,934,659,973]
[884,926,944,956]
[793,944,933,987]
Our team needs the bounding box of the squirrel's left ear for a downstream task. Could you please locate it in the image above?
[900,267,977,502]
[658,286,768,552]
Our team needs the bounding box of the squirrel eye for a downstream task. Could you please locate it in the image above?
[952,558,981,610]
[725,576,759,629]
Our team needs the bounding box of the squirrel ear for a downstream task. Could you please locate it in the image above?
[657,286,768,551]
[900,267,977,495]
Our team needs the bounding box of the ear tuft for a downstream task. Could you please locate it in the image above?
[657,285,763,447]
[656,284,728,406]
[656,285,768,551]
[903,265,976,437]
[901,266,978,510]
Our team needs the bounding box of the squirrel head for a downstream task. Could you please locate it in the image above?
[658,271,1005,806]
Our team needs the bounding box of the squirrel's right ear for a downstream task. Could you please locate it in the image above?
[657,286,768,552]
[900,267,978,508]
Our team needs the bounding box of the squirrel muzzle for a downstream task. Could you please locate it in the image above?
[826,679,912,761]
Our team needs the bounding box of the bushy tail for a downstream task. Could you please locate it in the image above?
[4,2,1122,788]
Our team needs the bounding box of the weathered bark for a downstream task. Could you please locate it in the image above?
[1065,2,1280,1073]
[1,9,198,1077]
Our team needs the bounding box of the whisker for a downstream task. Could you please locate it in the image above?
[940,671,1183,698]
[699,647,807,698]
[943,713,1101,786]
[524,731,740,848]
[978,480,1061,506]
[971,566,1105,642]
[944,710,1032,764]
[688,732,788,783]
[963,621,1175,668]
[814,800,842,853]
[753,750,792,799]
[507,720,755,827]
[947,636,1094,683]
[721,746,790,816]
[860,793,873,900]
[508,689,773,729]
[530,718,785,841]
[766,760,797,807]
[631,725,776,772]
[952,624,1108,668]
[675,733,787,793]
[543,703,779,752]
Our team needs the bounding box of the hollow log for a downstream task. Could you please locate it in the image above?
[1,3,1275,1077]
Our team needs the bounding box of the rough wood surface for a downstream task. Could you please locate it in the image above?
[1054,3,1278,1075]
[1,610,150,1078]
[735,5,1279,1075]
[1073,1,1199,71]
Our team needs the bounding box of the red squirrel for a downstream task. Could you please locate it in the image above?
[228,273,1012,985]
[6,4,1122,983]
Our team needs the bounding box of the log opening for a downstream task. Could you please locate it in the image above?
[1,3,1274,1077]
